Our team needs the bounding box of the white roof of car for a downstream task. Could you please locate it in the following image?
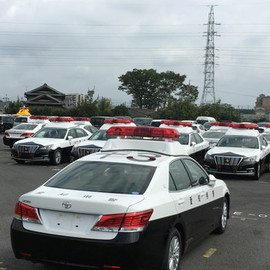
[225,127,260,136]
[102,138,188,156]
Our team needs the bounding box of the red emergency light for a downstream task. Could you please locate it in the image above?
[161,120,192,127]
[49,117,74,122]
[29,116,48,120]
[264,124,270,128]
[104,119,134,124]
[211,122,231,126]
[229,123,259,129]
[72,117,90,121]
[106,126,180,138]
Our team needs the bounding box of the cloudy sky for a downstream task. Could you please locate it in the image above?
[0,0,270,109]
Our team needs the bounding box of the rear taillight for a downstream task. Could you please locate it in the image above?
[93,209,153,232]
[3,132,9,136]
[14,201,42,224]
[20,132,34,137]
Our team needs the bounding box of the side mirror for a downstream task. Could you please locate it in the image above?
[208,174,216,186]
[191,141,196,147]
[67,136,73,141]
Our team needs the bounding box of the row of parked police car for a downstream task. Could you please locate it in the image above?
[2,114,270,181]
[7,114,270,269]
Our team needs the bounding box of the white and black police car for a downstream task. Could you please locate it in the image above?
[11,117,91,165]
[159,120,210,165]
[70,118,136,160]
[11,125,230,270]
[3,116,49,147]
[204,123,270,180]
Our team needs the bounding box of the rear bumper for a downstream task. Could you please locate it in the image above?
[10,218,166,270]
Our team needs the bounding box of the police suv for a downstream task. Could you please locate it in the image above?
[11,125,230,270]
[160,120,210,165]
[11,117,91,165]
[70,118,136,160]
[204,123,270,180]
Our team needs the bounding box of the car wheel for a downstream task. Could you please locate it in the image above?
[214,197,228,234]
[15,159,25,164]
[163,228,182,270]
[252,162,260,180]
[51,149,62,165]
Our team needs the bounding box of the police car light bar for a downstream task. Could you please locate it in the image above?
[161,120,192,127]
[72,117,90,121]
[106,126,180,138]
[211,122,231,126]
[264,124,270,128]
[49,117,74,122]
[104,119,134,124]
[29,116,48,120]
[229,123,259,129]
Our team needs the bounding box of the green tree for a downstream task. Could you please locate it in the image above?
[118,69,196,110]
[119,69,160,109]
[198,101,241,122]
[4,100,24,114]
[112,104,130,116]
[159,98,199,120]
[97,97,113,116]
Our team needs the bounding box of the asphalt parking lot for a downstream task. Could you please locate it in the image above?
[0,134,270,270]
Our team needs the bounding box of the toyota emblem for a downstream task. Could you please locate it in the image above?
[62,201,72,209]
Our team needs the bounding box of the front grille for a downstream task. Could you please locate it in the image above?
[78,147,100,157]
[214,155,242,166]
[17,144,39,154]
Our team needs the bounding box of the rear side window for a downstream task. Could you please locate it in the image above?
[169,160,191,191]
[45,161,156,195]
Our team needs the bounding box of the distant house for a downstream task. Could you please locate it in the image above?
[24,83,66,108]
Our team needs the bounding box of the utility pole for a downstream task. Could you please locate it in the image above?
[201,5,220,105]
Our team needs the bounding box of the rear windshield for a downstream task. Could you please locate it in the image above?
[13,124,38,130]
[45,161,156,194]
[15,117,28,123]
[203,131,225,139]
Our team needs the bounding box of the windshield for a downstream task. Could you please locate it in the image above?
[203,131,225,139]
[13,124,38,130]
[45,161,156,194]
[33,128,67,139]
[88,129,116,140]
[14,117,28,123]
[217,135,259,149]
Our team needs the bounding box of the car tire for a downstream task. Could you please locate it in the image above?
[214,197,228,234]
[252,162,260,180]
[163,228,182,270]
[51,149,62,165]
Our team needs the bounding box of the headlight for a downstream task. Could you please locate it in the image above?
[40,145,53,151]
[242,156,257,163]
[71,146,78,154]
[205,153,214,161]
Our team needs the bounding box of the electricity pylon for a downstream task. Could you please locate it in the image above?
[201,5,220,105]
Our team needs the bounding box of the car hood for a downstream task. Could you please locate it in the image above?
[75,140,106,148]
[14,137,62,146]
[207,146,259,157]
